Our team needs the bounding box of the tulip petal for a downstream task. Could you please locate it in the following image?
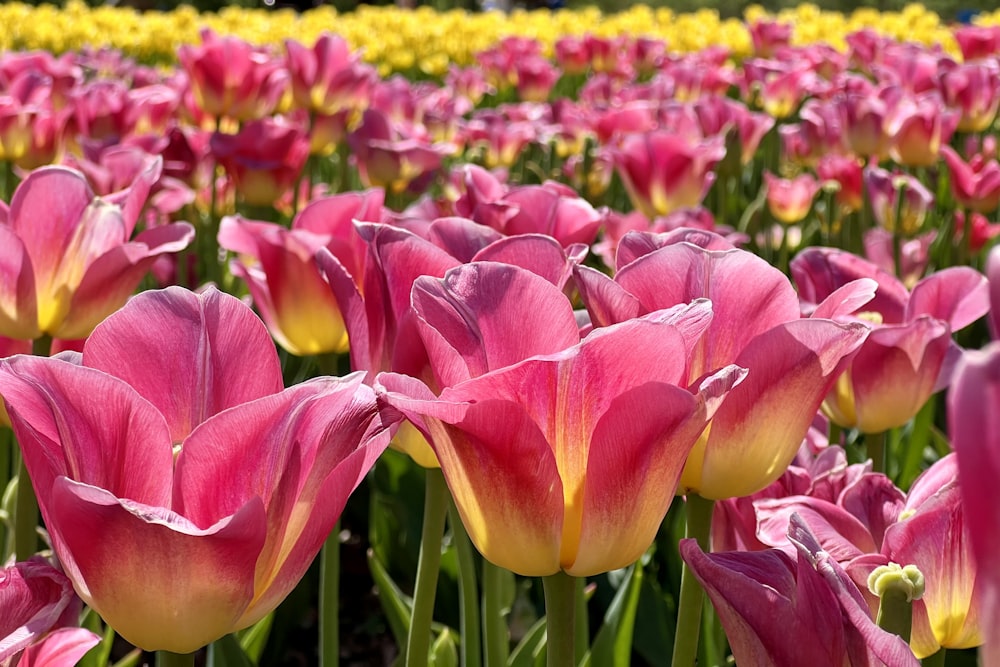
[615,243,801,376]
[884,483,981,656]
[411,263,581,388]
[838,473,905,549]
[573,264,641,329]
[682,319,868,499]
[471,234,581,289]
[84,287,284,443]
[17,627,102,667]
[174,374,391,625]
[850,318,950,433]
[906,266,989,331]
[378,372,564,576]
[55,222,195,339]
[0,355,173,507]
[615,229,736,270]
[50,479,265,654]
[6,167,94,291]
[0,226,39,340]
[569,368,743,576]
[755,496,877,560]
[423,216,504,263]
[811,277,878,319]
[0,559,77,661]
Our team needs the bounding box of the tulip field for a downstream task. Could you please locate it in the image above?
[3,1,1000,666]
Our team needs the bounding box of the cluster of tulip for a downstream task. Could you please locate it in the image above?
[1,10,1000,667]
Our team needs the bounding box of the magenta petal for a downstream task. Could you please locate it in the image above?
[951,343,1000,657]
[51,480,265,654]
[906,266,989,331]
[838,473,905,549]
[789,515,921,667]
[411,262,581,387]
[614,243,801,374]
[7,167,93,286]
[56,222,195,339]
[0,559,78,661]
[315,247,371,375]
[0,355,173,507]
[755,496,877,560]
[17,627,101,667]
[811,278,878,319]
[423,216,504,263]
[574,264,642,328]
[104,154,162,236]
[678,539,836,665]
[174,373,391,624]
[84,287,283,442]
[615,229,736,269]
[471,234,581,289]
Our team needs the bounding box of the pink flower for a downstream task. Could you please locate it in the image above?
[0,165,193,340]
[0,287,395,653]
[764,171,821,224]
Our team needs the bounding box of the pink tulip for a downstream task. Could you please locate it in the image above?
[575,236,868,499]
[749,20,793,58]
[610,131,725,218]
[0,557,99,666]
[954,211,1000,254]
[884,92,957,167]
[211,117,310,208]
[942,145,1000,214]
[864,166,935,236]
[953,24,1000,61]
[939,63,1000,133]
[818,154,864,212]
[219,189,384,356]
[285,33,376,117]
[0,287,395,653]
[378,270,745,576]
[792,248,989,432]
[348,109,450,195]
[764,171,821,224]
[0,165,193,340]
[177,29,287,122]
[680,515,919,666]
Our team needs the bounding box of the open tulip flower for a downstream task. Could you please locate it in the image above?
[792,247,989,433]
[0,164,193,341]
[0,557,100,666]
[378,262,747,576]
[0,287,395,653]
[575,232,869,499]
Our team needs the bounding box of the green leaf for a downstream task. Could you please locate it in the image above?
[206,633,254,667]
[77,608,114,667]
[237,611,274,663]
[368,548,414,653]
[109,649,144,667]
[580,564,643,667]
[507,616,547,667]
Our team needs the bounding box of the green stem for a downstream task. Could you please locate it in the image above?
[447,499,482,667]
[921,648,946,667]
[542,571,577,667]
[574,577,588,663]
[14,335,51,560]
[319,521,340,667]
[482,560,509,667]
[406,468,449,667]
[869,430,887,475]
[13,456,36,560]
[670,494,716,667]
[154,651,195,667]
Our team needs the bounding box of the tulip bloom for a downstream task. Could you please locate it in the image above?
[680,515,919,666]
[378,266,745,576]
[792,248,989,433]
[942,145,1000,214]
[211,117,310,208]
[0,557,100,666]
[575,234,868,499]
[609,131,725,218]
[764,171,820,224]
[0,165,193,341]
[219,189,384,356]
[285,33,376,116]
[0,287,394,653]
